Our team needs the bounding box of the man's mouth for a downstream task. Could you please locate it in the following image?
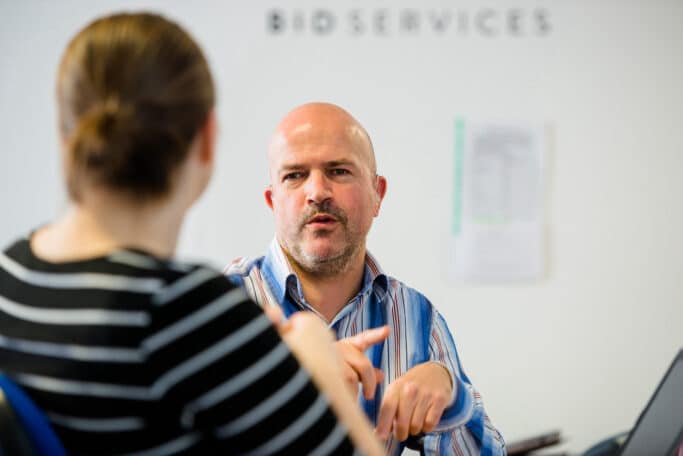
[306,214,338,226]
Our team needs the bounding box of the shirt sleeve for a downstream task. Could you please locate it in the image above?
[425,307,507,456]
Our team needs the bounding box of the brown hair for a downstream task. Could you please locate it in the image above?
[57,12,215,201]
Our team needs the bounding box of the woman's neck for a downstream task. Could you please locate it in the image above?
[32,194,186,262]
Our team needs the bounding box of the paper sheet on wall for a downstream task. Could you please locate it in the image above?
[450,119,546,282]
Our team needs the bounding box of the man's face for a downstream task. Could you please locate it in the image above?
[266,122,385,276]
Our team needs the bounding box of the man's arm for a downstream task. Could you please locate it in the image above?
[374,303,505,455]
[422,307,506,455]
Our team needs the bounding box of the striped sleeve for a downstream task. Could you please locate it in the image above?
[425,306,506,455]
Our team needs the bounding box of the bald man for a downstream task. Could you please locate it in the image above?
[226,103,505,455]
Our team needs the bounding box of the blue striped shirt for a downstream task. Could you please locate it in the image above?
[226,239,506,455]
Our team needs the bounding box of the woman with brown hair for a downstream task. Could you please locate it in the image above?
[0,12,381,455]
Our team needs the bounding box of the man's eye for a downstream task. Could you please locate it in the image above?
[283,172,304,181]
[329,168,350,176]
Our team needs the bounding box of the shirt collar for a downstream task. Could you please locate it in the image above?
[261,238,296,305]
[363,250,389,301]
[261,237,389,308]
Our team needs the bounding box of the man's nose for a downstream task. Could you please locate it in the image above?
[305,171,332,204]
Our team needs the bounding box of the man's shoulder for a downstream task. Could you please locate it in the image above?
[223,255,266,278]
[365,252,432,306]
[383,274,432,304]
[223,255,280,308]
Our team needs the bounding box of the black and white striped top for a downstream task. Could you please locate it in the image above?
[0,237,354,455]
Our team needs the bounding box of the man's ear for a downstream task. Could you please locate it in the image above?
[198,110,217,165]
[374,175,387,216]
[265,186,274,210]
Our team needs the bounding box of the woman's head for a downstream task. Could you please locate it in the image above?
[57,12,215,202]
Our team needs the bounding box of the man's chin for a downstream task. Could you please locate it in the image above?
[302,248,341,264]
[299,240,346,263]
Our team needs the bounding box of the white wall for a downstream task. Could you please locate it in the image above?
[1,1,682,453]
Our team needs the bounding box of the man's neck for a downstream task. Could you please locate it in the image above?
[287,250,367,323]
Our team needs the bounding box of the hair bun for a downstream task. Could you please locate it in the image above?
[69,98,133,168]
[94,98,125,140]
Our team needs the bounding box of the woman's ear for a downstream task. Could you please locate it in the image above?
[198,110,217,165]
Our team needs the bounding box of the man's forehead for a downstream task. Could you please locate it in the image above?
[267,103,376,175]
[270,126,368,162]
[272,141,363,169]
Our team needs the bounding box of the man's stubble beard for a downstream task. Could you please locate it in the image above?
[291,232,362,277]
[285,201,365,278]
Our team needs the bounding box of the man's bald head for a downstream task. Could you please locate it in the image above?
[267,102,376,181]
